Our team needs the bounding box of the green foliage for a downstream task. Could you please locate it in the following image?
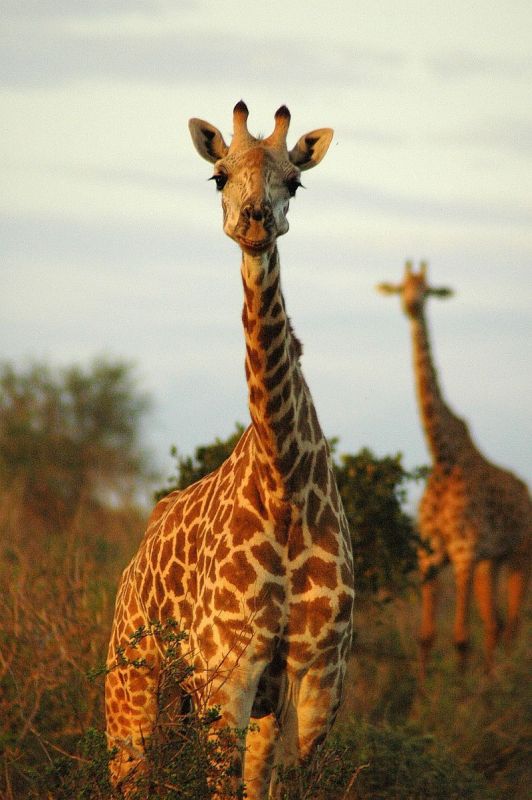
[334,448,427,597]
[415,634,532,800]
[155,423,245,500]
[0,358,151,526]
[325,720,498,800]
[269,718,496,800]
[28,728,116,800]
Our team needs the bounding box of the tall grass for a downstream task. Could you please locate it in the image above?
[0,490,529,798]
[0,490,144,798]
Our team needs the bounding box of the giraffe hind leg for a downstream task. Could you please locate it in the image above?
[417,532,446,683]
[504,544,530,649]
[473,559,501,674]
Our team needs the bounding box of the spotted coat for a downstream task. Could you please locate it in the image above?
[106,103,355,799]
[379,262,530,676]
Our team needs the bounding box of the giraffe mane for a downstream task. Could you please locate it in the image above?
[287,316,303,359]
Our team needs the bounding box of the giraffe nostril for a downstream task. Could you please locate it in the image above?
[242,203,269,223]
[242,204,254,221]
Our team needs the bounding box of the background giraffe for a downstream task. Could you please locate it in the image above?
[378,261,530,677]
[105,102,354,799]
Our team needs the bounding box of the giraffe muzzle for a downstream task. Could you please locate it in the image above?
[236,234,275,255]
[234,204,278,253]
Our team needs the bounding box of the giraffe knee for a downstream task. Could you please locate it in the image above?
[418,630,436,652]
[107,733,148,789]
[503,618,519,649]
[109,752,145,793]
[454,639,470,655]
[299,730,326,762]
[453,638,470,671]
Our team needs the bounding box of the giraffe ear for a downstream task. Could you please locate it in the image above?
[189,118,229,163]
[377,282,402,295]
[289,128,334,171]
[428,287,454,299]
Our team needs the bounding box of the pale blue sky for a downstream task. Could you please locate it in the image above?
[2,1,531,497]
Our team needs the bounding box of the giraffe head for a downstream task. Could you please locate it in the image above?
[189,101,334,256]
[377,261,453,318]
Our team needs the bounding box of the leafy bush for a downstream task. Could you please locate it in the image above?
[333,447,426,597]
[154,424,245,500]
[327,719,498,800]
[261,717,497,800]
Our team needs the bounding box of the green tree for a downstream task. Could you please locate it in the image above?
[156,423,245,500]
[334,447,425,597]
[158,426,425,597]
[0,358,152,526]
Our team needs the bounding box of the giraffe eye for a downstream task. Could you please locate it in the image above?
[210,172,228,191]
[286,177,302,197]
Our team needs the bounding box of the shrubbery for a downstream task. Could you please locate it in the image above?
[1,368,529,799]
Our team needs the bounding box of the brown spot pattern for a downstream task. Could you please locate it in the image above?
[219,550,257,591]
[291,557,337,594]
[106,130,356,793]
[251,541,285,575]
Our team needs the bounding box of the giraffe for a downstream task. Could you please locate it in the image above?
[378,261,531,677]
[105,102,355,799]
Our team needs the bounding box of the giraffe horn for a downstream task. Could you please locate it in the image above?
[405,260,413,275]
[420,260,428,277]
[265,105,291,148]
[232,100,252,146]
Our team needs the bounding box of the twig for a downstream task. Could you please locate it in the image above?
[341,762,370,800]
[29,724,92,765]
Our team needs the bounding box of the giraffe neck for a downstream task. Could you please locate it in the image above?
[241,246,322,499]
[410,313,471,466]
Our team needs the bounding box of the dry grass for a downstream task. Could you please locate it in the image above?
[340,571,532,799]
[0,490,145,798]
[0,490,529,798]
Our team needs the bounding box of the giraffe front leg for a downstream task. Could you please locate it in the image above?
[504,543,530,650]
[105,660,159,795]
[244,713,278,800]
[474,559,502,674]
[269,663,343,799]
[193,662,267,800]
[419,573,439,683]
[417,533,445,683]
[452,559,473,671]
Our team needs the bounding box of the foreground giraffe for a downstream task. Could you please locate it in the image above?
[378,261,530,677]
[106,102,354,798]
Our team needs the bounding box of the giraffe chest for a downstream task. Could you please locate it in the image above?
[134,490,353,670]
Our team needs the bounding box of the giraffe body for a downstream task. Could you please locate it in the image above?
[379,262,531,676]
[106,103,354,799]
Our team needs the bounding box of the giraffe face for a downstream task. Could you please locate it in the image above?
[211,144,298,255]
[401,271,428,317]
[189,102,334,257]
[379,263,453,317]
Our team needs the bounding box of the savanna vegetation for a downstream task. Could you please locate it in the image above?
[0,359,529,798]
